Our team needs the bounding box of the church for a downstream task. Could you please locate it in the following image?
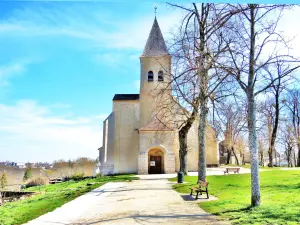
[98,17,218,175]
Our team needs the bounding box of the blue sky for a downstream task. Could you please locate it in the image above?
[1,1,300,163]
[0,1,182,162]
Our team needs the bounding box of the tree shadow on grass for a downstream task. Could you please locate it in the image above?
[261,183,300,190]
[216,205,300,224]
[213,206,252,215]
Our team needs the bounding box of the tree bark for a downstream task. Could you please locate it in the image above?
[297,143,300,167]
[293,150,297,167]
[248,90,261,207]
[268,80,280,167]
[194,3,209,183]
[198,104,208,182]
[232,147,239,165]
[248,4,261,207]
[179,131,188,175]
[260,150,264,167]
[226,148,231,164]
[179,109,198,175]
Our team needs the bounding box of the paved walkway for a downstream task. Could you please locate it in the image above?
[137,166,251,179]
[25,178,228,225]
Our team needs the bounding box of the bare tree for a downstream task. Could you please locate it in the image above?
[215,100,247,165]
[258,138,266,167]
[221,4,299,206]
[262,61,299,167]
[285,89,300,166]
[165,3,244,182]
[283,125,295,167]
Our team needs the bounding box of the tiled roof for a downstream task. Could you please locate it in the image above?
[141,17,169,57]
[113,94,140,101]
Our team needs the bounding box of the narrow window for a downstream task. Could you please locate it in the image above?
[158,70,164,81]
[148,71,154,81]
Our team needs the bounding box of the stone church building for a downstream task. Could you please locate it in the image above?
[98,17,218,175]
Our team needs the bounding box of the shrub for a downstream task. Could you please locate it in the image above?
[23,167,33,182]
[69,172,85,181]
[25,177,48,188]
[96,172,105,178]
[0,172,8,190]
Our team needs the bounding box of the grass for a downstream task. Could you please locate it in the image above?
[169,170,300,225]
[224,164,282,170]
[0,175,137,225]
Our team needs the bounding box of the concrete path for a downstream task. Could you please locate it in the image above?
[137,166,251,180]
[25,178,228,225]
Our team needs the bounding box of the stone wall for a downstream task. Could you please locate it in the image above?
[113,100,140,174]
[138,131,175,174]
[99,113,115,175]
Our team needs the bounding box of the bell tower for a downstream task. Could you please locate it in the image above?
[139,17,172,128]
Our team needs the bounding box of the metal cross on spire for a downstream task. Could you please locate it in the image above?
[154,6,157,16]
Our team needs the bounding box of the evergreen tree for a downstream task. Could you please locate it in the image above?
[0,172,7,190]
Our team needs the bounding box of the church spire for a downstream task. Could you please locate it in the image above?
[141,17,169,57]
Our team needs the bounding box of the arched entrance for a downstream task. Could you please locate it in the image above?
[148,148,164,174]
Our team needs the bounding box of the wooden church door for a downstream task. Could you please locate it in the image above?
[149,156,162,174]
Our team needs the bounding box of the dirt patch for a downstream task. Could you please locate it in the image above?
[0,191,36,205]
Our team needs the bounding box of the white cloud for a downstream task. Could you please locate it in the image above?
[0,3,182,51]
[0,100,106,162]
[0,61,29,86]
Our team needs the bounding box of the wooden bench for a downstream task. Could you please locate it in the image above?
[224,167,240,174]
[49,178,63,184]
[190,180,209,199]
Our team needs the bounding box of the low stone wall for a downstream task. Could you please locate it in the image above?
[0,191,36,205]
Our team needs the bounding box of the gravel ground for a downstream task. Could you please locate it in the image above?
[24,178,229,225]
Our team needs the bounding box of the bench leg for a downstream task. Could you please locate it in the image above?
[196,191,199,200]
[206,188,209,199]
[190,189,193,196]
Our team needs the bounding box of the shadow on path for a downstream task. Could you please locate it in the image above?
[43,213,219,225]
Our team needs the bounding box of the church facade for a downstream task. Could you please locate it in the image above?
[98,18,218,175]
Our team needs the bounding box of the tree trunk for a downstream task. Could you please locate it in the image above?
[297,143,300,167]
[226,148,231,164]
[247,5,261,207]
[294,150,297,167]
[195,3,208,183]
[198,104,208,182]
[268,86,280,167]
[232,147,239,165]
[260,151,264,167]
[179,131,188,175]
[268,147,273,167]
[178,111,197,175]
[248,91,261,207]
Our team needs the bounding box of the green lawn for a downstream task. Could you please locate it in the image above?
[0,175,137,225]
[169,170,300,225]
[224,164,282,170]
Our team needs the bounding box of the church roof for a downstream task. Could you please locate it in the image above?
[113,94,139,101]
[141,17,169,57]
